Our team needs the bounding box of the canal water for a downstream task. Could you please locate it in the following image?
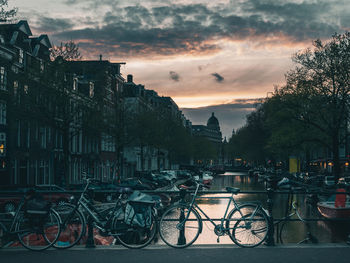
[161,172,350,245]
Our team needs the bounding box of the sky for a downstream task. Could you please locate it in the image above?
[9,0,350,138]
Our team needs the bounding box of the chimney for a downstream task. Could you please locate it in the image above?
[127,74,133,83]
[99,54,102,61]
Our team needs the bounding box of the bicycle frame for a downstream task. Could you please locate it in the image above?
[66,179,124,232]
[182,183,262,232]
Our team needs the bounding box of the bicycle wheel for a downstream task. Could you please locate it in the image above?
[279,221,289,244]
[159,204,201,248]
[226,204,262,224]
[53,203,86,249]
[230,210,269,248]
[115,213,157,249]
[16,209,61,251]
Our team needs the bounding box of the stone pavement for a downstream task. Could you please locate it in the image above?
[1,244,350,263]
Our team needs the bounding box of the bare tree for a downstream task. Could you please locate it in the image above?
[0,0,17,21]
[50,40,82,61]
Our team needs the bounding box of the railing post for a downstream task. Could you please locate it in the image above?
[85,216,96,248]
[177,188,187,245]
[265,187,275,246]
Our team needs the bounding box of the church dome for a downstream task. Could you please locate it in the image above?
[207,112,220,130]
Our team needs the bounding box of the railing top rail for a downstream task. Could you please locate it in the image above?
[0,189,349,195]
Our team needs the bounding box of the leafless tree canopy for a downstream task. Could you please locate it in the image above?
[50,40,82,61]
[0,0,17,22]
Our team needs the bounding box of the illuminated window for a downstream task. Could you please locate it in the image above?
[0,132,6,157]
[0,67,7,90]
[0,100,6,125]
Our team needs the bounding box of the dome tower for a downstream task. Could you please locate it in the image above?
[207,112,220,131]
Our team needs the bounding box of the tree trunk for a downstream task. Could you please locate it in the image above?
[332,132,341,181]
[140,144,144,171]
[157,148,160,171]
[62,129,70,186]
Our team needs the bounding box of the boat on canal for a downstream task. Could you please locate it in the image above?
[317,201,350,219]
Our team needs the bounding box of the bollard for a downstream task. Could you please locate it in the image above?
[265,188,275,246]
[177,188,187,245]
[85,216,96,248]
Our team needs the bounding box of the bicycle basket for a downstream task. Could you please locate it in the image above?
[124,191,154,228]
[25,195,50,223]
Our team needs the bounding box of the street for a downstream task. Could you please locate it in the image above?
[1,244,350,263]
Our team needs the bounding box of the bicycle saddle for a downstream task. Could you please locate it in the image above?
[225,187,240,194]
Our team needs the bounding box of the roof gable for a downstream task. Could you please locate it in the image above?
[38,35,51,48]
[17,20,32,36]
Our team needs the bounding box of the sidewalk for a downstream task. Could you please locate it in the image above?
[1,244,350,263]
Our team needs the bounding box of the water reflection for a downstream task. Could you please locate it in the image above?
[158,172,350,245]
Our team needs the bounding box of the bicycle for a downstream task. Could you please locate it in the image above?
[0,190,61,251]
[159,181,269,248]
[275,188,318,244]
[54,174,158,249]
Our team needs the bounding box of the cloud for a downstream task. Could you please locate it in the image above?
[169,71,180,82]
[35,17,74,33]
[211,73,224,82]
[40,1,345,59]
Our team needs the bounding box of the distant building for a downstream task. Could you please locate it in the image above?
[192,112,223,143]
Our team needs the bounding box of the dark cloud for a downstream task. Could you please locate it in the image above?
[211,73,224,83]
[64,0,79,4]
[169,71,180,82]
[35,17,74,33]
[181,102,258,139]
[43,1,344,58]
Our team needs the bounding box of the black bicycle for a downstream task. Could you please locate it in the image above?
[273,177,319,244]
[159,181,269,248]
[54,174,158,249]
[0,190,61,251]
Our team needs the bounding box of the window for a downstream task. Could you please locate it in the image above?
[0,100,6,125]
[101,133,115,152]
[13,81,18,96]
[40,60,44,73]
[0,35,4,43]
[89,82,94,98]
[0,67,7,91]
[39,160,49,184]
[24,84,29,94]
[39,127,46,148]
[0,133,6,157]
[27,122,30,148]
[17,120,20,147]
[18,48,24,64]
[116,82,123,92]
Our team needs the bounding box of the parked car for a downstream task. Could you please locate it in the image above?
[119,178,154,190]
[67,182,124,203]
[0,185,27,213]
[0,184,72,213]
